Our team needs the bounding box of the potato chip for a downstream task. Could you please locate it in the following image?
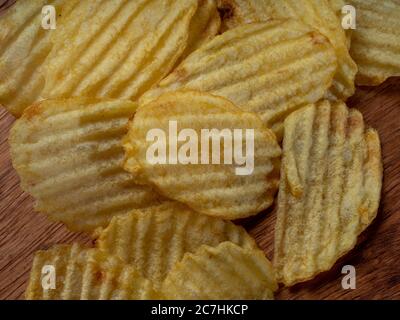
[274,100,383,286]
[349,0,400,85]
[162,242,278,300]
[328,0,352,48]
[140,19,337,139]
[329,0,346,13]
[41,0,198,101]
[181,0,221,60]
[95,201,257,287]
[0,0,75,117]
[217,0,271,32]
[124,91,281,219]
[10,98,165,232]
[216,0,357,100]
[26,244,161,300]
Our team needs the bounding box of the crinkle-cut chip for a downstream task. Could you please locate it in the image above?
[25,244,161,300]
[10,98,165,233]
[140,19,337,140]
[162,242,278,300]
[41,0,198,101]
[274,100,383,286]
[95,201,257,288]
[216,0,356,100]
[217,0,271,32]
[124,91,281,219]
[349,0,400,85]
[0,0,76,117]
[180,0,221,61]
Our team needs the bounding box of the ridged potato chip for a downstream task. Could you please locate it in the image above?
[42,0,198,101]
[140,19,337,139]
[0,0,74,116]
[162,242,278,300]
[274,100,382,286]
[349,0,400,85]
[181,0,221,60]
[124,91,281,219]
[217,0,271,32]
[26,244,161,300]
[10,98,165,232]
[328,0,352,48]
[216,0,357,100]
[95,201,257,287]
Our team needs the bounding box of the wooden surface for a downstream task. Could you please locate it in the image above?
[0,78,399,300]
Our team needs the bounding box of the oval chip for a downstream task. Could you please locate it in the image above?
[216,0,357,100]
[349,0,400,85]
[95,201,257,288]
[140,19,337,139]
[10,98,165,232]
[124,91,281,219]
[162,241,278,300]
[26,244,161,300]
[42,0,198,101]
[274,100,383,286]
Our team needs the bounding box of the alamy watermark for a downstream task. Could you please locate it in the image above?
[341,265,356,289]
[146,120,255,176]
[41,264,56,290]
[341,5,356,30]
[41,5,56,30]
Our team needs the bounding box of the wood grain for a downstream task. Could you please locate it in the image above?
[1,0,399,301]
[0,79,399,300]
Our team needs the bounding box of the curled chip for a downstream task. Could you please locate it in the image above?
[140,19,337,139]
[10,98,165,232]
[124,91,281,219]
[217,0,357,100]
[42,0,198,101]
[349,0,400,85]
[181,0,221,60]
[95,201,257,287]
[0,0,74,116]
[26,244,161,300]
[274,100,383,286]
[162,242,278,300]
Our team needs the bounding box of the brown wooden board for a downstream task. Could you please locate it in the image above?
[0,78,399,300]
[0,0,399,300]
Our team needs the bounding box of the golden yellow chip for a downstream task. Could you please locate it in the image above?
[26,244,161,300]
[10,98,165,232]
[349,0,400,85]
[140,19,337,139]
[0,0,75,117]
[42,0,198,101]
[328,0,352,48]
[162,242,278,300]
[124,91,281,219]
[181,0,221,61]
[329,0,346,12]
[217,0,271,32]
[274,100,383,286]
[217,0,357,100]
[95,201,257,287]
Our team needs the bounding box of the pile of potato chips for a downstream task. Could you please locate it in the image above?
[2,0,395,299]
